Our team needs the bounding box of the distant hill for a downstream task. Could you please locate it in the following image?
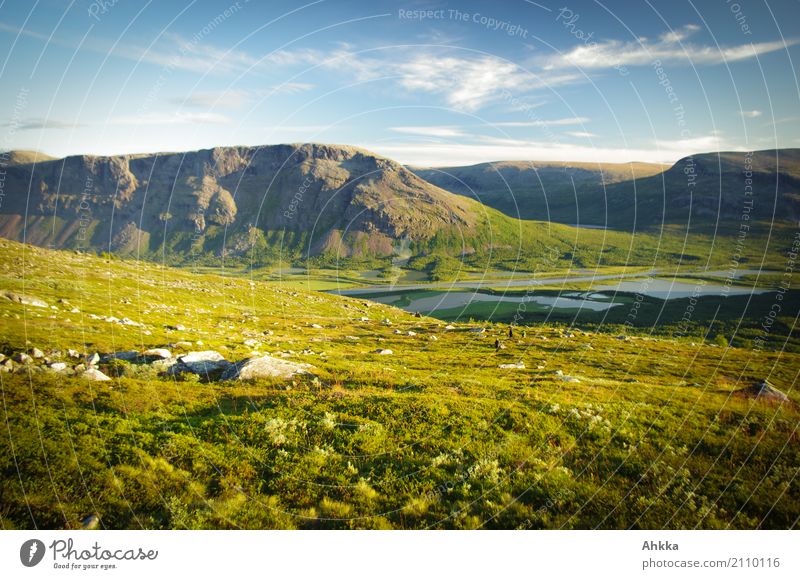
[410,160,668,224]
[1,150,58,165]
[411,150,800,230]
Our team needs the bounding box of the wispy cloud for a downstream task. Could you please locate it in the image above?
[370,133,739,166]
[494,116,590,127]
[3,118,81,131]
[172,84,314,108]
[565,131,598,138]
[327,50,580,111]
[739,109,762,118]
[544,24,796,70]
[389,126,465,138]
[111,112,232,126]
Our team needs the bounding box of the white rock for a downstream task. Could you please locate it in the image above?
[222,355,313,380]
[49,362,68,372]
[176,351,229,374]
[81,368,111,381]
[499,362,525,369]
[143,348,171,359]
[375,349,393,355]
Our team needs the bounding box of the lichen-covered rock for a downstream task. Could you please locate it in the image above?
[222,355,312,381]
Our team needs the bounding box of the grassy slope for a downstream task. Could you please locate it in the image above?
[0,239,798,529]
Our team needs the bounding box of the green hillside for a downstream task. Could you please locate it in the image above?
[1,239,797,529]
[412,150,800,233]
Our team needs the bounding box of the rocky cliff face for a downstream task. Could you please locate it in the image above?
[0,144,478,260]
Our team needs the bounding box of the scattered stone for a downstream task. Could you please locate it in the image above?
[173,341,193,349]
[222,355,313,381]
[243,339,260,347]
[81,368,111,381]
[393,329,402,334]
[85,353,100,366]
[150,358,177,372]
[382,318,392,325]
[429,335,438,341]
[30,348,45,358]
[103,351,139,362]
[345,335,360,341]
[49,362,68,372]
[375,349,393,355]
[558,375,581,383]
[175,351,229,374]
[358,317,370,322]
[554,370,564,376]
[81,514,100,530]
[67,349,81,359]
[13,352,33,364]
[143,348,171,359]
[499,362,525,369]
[310,323,323,329]
[616,335,629,341]
[407,331,417,336]
[733,380,790,403]
[166,324,187,331]
[445,325,456,330]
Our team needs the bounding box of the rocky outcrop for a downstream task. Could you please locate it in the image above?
[222,355,313,380]
[733,380,790,403]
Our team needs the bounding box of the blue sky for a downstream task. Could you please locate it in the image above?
[1,0,799,165]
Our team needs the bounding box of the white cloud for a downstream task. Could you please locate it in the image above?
[173,84,314,108]
[565,131,598,138]
[544,24,796,70]
[4,118,82,131]
[494,116,590,127]
[389,126,465,138]
[325,50,580,111]
[111,112,232,126]
[739,109,762,118]
[369,133,740,166]
[173,90,254,109]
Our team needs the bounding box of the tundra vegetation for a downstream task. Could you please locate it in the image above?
[1,239,797,529]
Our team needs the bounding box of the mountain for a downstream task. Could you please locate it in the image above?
[410,150,800,230]
[0,144,486,262]
[1,144,792,271]
[410,160,668,223]
[0,149,58,165]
